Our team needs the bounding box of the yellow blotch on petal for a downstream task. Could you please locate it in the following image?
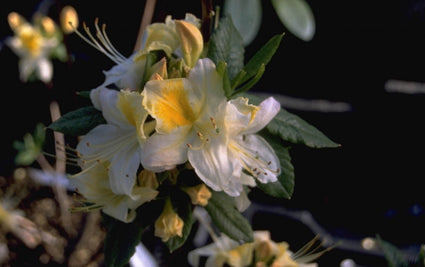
[144,79,196,133]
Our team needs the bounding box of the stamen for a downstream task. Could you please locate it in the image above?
[69,19,125,64]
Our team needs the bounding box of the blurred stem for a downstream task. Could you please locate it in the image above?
[49,100,76,237]
[133,0,157,52]
[201,0,213,42]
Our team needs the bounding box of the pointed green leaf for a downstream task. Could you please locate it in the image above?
[223,0,262,46]
[256,131,294,199]
[376,235,409,267]
[236,33,284,87]
[207,16,245,81]
[47,106,106,136]
[245,93,340,148]
[166,188,195,252]
[271,0,315,41]
[205,191,253,243]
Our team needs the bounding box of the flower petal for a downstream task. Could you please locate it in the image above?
[243,97,281,135]
[188,138,242,196]
[234,134,280,184]
[142,126,192,172]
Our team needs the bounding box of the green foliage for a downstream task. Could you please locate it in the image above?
[207,15,245,81]
[376,235,409,267]
[271,0,315,41]
[47,106,106,136]
[13,122,46,166]
[245,93,340,148]
[205,191,254,243]
[257,131,294,199]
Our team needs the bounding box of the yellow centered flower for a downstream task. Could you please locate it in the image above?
[17,25,43,56]
[75,87,150,197]
[5,11,63,83]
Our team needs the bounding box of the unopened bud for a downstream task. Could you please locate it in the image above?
[154,199,184,242]
[183,184,212,206]
[175,20,203,68]
[60,5,79,34]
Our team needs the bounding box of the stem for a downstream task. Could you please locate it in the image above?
[49,100,77,237]
[133,0,157,52]
[201,0,213,42]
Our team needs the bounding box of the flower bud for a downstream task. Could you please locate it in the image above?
[183,184,212,206]
[175,20,203,68]
[7,12,26,32]
[154,199,184,242]
[137,169,159,189]
[60,5,79,34]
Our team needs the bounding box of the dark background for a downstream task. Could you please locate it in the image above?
[1,0,425,266]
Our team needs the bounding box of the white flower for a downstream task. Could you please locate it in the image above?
[5,12,61,83]
[75,87,151,197]
[70,161,158,223]
[141,58,281,197]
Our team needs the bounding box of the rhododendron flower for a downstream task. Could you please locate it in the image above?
[75,87,152,197]
[141,58,281,196]
[70,161,158,223]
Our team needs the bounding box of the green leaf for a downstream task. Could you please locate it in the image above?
[376,235,409,267]
[166,189,195,252]
[231,63,265,97]
[245,93,340,148]
[256,131,295,199]
[47,106,106,136]
[207,16,245,81]
[102,213,145,267]
[205,191,253,243]
[237,33,284,86]
[216,61,232,98]
[223,0,262,46]
[103,201,163,267]
[271,0,315,41]
[13,123,46,166]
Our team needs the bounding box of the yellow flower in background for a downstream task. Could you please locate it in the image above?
[70,161,158,223]
[188,233,254,267]
[5,11,66,83]
[154,198,184,242]
[189,231,324,267]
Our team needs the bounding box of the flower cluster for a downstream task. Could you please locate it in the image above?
[46,6,339,266]
[69,11,280,229]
